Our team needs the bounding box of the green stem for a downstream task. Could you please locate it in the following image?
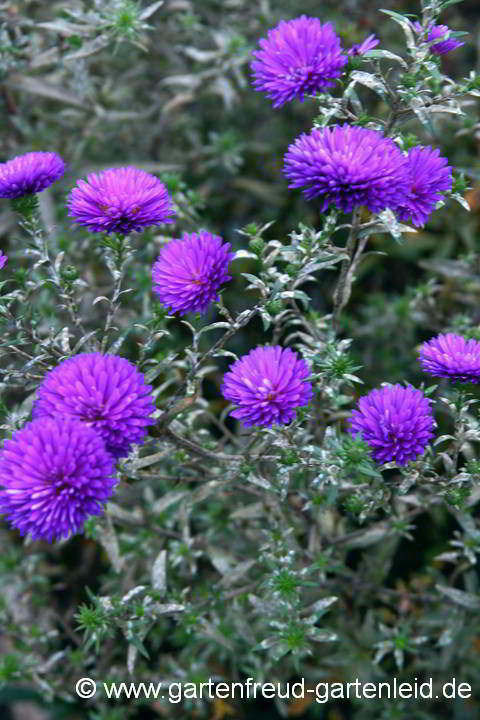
[332,208,362,332]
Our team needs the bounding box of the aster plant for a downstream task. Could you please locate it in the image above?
[251,15,348,108]
[0,418,116,542]
[152,230,234,315]
[283,125,410,213]
[221,346,314,427]
[395,145,453,227]
[419,333,480,383]
[347,34,380,57]
[67,166,175,235]
[0,151,65,199]
[32,353,156,458]
[412,21,465,55]
[348,384,435,465]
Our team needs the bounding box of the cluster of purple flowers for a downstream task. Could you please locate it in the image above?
[284,127,453,226]
[0,353,156,542]
[251,15,461,227]
[0,10,470,537]
[347,332,480,467]
[251,15,463,110]
[412,21,465,55]
[419,333,480,384]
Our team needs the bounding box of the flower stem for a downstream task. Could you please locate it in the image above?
[332,207,363,332]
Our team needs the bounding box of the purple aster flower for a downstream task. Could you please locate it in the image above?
[32,353,156,458]
[419,333,480,383]
[347,34,380,57]
[284,124,410,213]
[394,145,452,227]
[221,346,314,428]
[0,251,7,269]
[412,21,465,55]
[251,15,348,108]
[0,151,65,199]
[67,166,175,235]
[348,384,435,466]
[152,230,234,315]
[0,417,116,542]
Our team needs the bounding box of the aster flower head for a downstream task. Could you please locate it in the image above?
[0,251,7,269]
[0,418,116,542]
[348,384,435,466]
[412,21,465,55]
[394,145,452,227]
[221,345,314,428]
[419,333,480,383]
[33,353,156,458]
[67,166,175,235]
[347,34,380,57]
[284,124,410,213]
[152,230,234,315]
[251,15,348,108]
[0,151,65,199]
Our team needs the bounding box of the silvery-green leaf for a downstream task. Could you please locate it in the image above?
[247,473,273,491]
[38,19,98,35]
[230,502,264,520]
[72,331,97,353]
[308,628,337,643]
[92,295,111,306]
[428,104,463,116]
[373,640,393,664]
[278,290,310,308]
[451,192,471,212]
[152,490,188,514]
[196,322,231,338]
[309,596,338,616]
[364,48,408,68]
[151,550,167,595]
[435,584,480,609]
[182,47,221,63]
[379,10,416,51]
[59,327,70,354]
[350,71,388,99]
[434,434,456,446]
[121,586,147,605]
[212,349,239,360]
[242,273,267,292]
[219,559,256,587]
[435,551,459,562]
[151,603,185,615]
[208,546,236,575]
[98,514,124,573]
[188,480,226,505]
[345,524,389,548]
[409,96,434,135]
[260,309,272,332]
[233,249,259,260]
[63,36,111,61]
[127,644,138,676]
[37,651,66,674]
[139,1,164,20]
